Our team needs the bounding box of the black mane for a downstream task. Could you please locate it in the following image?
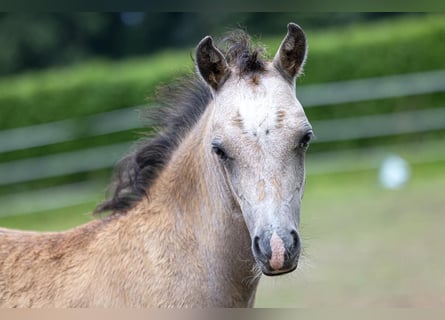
[95,29,267,214]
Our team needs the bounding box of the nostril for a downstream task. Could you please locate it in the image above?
[290,230,300,250]
[253,236,261,254]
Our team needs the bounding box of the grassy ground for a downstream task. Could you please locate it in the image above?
[1,162,444,307]
[0,202,94,231]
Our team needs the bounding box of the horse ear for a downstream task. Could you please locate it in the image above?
[273,23,308,82]
[196,36,230,91]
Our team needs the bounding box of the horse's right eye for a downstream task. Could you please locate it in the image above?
[212,145,228,161]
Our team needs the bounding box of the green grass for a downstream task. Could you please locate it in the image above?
[0,202,94,231]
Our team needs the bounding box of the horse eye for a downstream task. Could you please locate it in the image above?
[299,131,313,148]
[212,145,228,161]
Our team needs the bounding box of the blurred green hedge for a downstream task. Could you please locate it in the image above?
[300,14,445,84]
[0,51,192,130]
[1,14,444,131]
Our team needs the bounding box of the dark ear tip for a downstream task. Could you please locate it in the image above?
[197,36,214,49]
[287,23,305,36]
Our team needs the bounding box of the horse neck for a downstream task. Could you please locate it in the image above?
[147,104,260,305]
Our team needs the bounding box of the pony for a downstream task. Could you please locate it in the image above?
[0,23,313,307]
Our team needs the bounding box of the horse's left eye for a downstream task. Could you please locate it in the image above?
[298,131,313,148]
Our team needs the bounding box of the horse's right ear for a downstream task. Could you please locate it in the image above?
[196,36,230,91]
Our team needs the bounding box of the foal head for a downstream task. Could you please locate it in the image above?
[196,23,312,275]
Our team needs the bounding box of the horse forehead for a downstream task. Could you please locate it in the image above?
[236,88,303,131]
[214,74,307,138]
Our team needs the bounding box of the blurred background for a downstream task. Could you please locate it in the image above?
[0,12,444,306]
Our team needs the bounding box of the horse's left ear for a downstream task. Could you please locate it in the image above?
[196,36,230,91]
[273,23,308,82]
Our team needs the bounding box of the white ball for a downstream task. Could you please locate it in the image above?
[378,155,411,189]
